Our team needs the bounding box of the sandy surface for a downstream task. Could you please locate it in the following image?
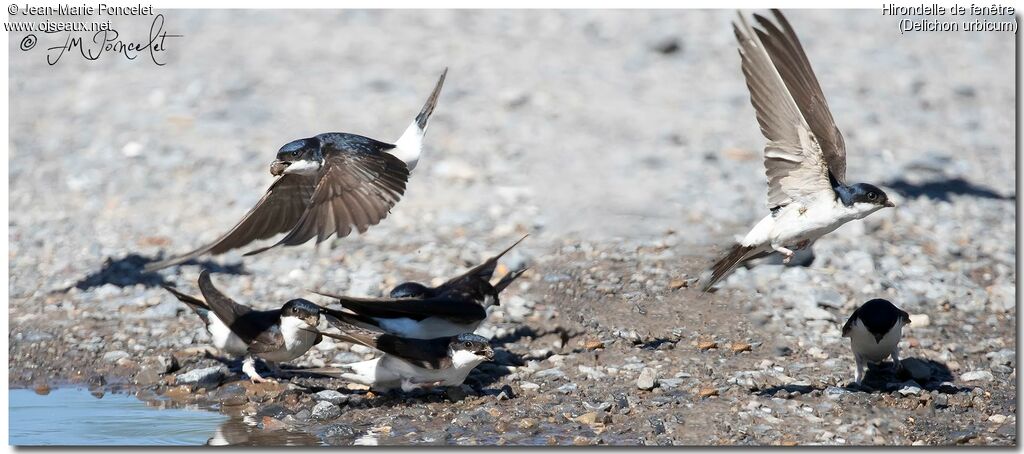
[9,9,1016,446]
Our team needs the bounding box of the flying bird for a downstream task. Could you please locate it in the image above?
[192,270,324,383]
[700,11,894,292]
[316,235,528,339]
[145,70,448,271]
[310,324,494,392]
[842,298,911,384]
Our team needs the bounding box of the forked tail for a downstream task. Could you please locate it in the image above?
[700,244,756,292]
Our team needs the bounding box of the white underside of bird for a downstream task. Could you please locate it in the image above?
[845,318,905,383]
[335,351,487,392]
[206,315,249,357]
[739,194,884,262]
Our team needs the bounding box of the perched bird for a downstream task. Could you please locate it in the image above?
[145,70,448,271]
[316,235,528,339]
[192,270,323,383]
[162,285,248,357]
[311,324,494,392]
[842,298,911,384]
[701,10,895,292]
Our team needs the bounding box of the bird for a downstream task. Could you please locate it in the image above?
[145,69,448,271]
[162,285,249,357]
[700,10,895,292]
[190,270,324,383]
[841,298,911,384]
[315,235,528,339]
[309,323,494,392]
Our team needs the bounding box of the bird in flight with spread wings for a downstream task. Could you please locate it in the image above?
[700,11,894,292]
[145,70,447,271]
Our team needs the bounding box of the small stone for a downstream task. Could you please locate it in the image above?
[730,342,752,353]
[311,401,341,420]
[520,382,540,391]
[898,384,922,396]
[557,383,578,394]
[584,339,605,350]
[989,414,1007,424]
[698,387,719,398]
[637,368,658,390]
[960,370,994,382]
[669,279,688,290]
[314,390,349,405]
[698,341,718,351]
[102,350,130,363]
[781,440,798,446]
[262,416,287,431]
[175,366,227,387]
[33,384,50,395]
[575,412,599,425]
[909,314,930,327]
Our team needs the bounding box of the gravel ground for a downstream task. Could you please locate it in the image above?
[9,9,1016,446]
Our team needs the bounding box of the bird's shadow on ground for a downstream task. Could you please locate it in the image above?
[59,254,248,292]
[885,177,1015,202]
[757,357,967,397]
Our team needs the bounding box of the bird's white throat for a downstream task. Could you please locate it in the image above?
[283,159,322,176]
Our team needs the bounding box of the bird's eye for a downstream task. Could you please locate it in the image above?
[867,192,877,200]
[291,150,300,157]
[464,341,472,348]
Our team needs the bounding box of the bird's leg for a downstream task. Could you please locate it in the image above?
[853,354,865,385]
[242,355,275,384]
[771,244,796,264]
[891,347,903,371]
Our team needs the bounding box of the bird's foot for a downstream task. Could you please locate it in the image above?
[782,251,795,264]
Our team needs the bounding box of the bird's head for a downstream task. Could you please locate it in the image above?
[270,137,324,176]
[389,282,431,299]
[846,183,896,216]
[448,333,494,365]
[280,298,322,328]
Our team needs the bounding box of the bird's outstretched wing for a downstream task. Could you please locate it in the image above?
[734,10,837,210]
[144,174,318,271]
[439,235,529,290]
[755,10,846,183]
[245,141,409,255]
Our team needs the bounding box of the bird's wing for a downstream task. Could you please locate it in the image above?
[439,235,529,290]
[312,324,451,370]
[245,148,409,255]
[840,307,860,337]
[144,174,318,271]
[246,328,286,354]
[197,270,274,344]
[734,11,834,210]
[316,291,487,324]
[755,10,846,183]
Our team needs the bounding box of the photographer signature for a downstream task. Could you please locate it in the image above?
[45,14,182,66]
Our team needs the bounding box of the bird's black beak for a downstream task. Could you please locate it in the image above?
[478,348,495,360]
[884,200,896,208]
[270,160,291,176]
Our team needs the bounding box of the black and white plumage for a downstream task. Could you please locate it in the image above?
[841,298,911,384]
[162,285,249,357]
[192,270,324,383]
[316,236,528,339]
[700,11,894,292]
[311,324,494,392]
[145,70,448,271]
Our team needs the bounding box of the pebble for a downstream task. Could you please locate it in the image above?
[637,368,658,390]
[102,350,130,363]
[697,387,719,398]
[960,370,994,382]
[314,390,349,405]
[988,414,1007,424]
[909,314,930,327]
[311,401,341,420]
[697,341,718,351]
[730,342,752,353]
[175,366,227,387]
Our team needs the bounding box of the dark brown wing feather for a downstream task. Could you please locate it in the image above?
[245,151,409,255]
[317,291,487,324]
[144,174,317,271]
[439,235,528,291]
[754,10,846,183]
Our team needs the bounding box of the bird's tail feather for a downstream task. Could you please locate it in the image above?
[393,68,448,170]
[701,244,757,292]
[494,267,528,293]
[161,285,211,323]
